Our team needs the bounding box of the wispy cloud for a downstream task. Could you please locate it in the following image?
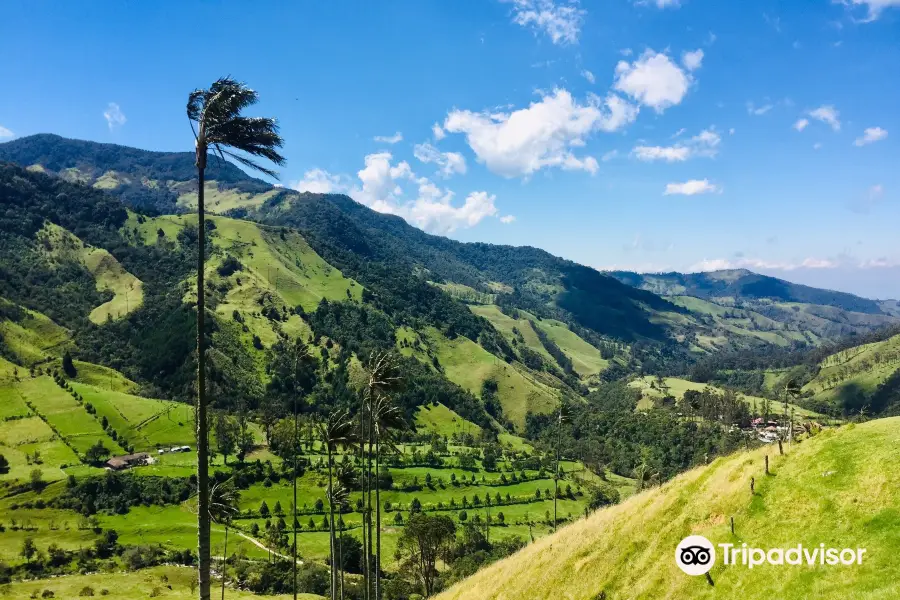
[664,179,721,196]
[581,69,595,84]
[103,102,126,130]
[854,126,888,146]
[506,0,585,45]
[843,0,900,22]
[746,101,773,116]
[793,118,809,132]
[0,125,14,138]
[808,105,841,131]
[413,142,467,177]
[632,128,721,162]
[374,132,403,144]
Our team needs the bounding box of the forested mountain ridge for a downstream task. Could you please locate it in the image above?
[0,133,276,214]
[2,133,897,378]
[609,268,894,315]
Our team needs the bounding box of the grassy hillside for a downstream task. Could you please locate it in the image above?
[436,418,900,600]
[0,297,71,365]
[37,222,143,324]
[419,326,560,429]
[802,333,900,404]
[174,180,281,213]
[470,305,610,379]
[415,402,483,438]
[629,375,820,418]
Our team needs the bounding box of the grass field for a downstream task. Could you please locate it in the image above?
[0,565,326,600]
[470,305,609,378]
[420,326,560,429]
[0,298,71,365]
[436,418,900,600]
[175,180,282,213]
[629,376,820,419]
[415,402,482,437]
[36,223,143,325]
[802,333,900,403]
[71,382,195,451]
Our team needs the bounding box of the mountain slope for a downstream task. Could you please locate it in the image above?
[0,133,276,214]
[436,418,900,600]
[609,269,886,314]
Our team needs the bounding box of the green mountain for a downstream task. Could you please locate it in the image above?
[609,269,899,347]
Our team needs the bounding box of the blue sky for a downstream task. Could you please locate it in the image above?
[1,0,899,298]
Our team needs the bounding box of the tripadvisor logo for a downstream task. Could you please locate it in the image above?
[676,536,716,576]
[676,535,867,575]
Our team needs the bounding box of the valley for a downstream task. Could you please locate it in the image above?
[1,134,898,599]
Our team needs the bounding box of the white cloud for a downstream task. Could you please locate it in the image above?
[413,142,468,177]
[103,102,126,130]
[729,128,736,135]
[0,125,13,138]
[432,123,446,141]
[813,142,823,150]
[746,101,773,116]
[500,215,517,224]
[614,50,696,113]
[844,0,900,22]
[854,126,888,146]
[290,168,350,194]
[345,152,503,233]
[632,127,721,162]
[442,88,633,178]
[793,118,809,132]
[672,127,687,138]
[808,105,841,131]
[682,49,704,71]
[664,179,721,196]
[507,0,585,45]
[581,69,596,84]
[633,145,691,162]
[687,255,887,273]
[636,0,681,8]
[373,132,403,144]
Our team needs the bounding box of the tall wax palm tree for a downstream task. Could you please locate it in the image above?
[365,353,403,600]
[316,409,355,600]
[208,479,240,600]
[328,473,352,600]
[187,77,285,600]
[553,402,569,532]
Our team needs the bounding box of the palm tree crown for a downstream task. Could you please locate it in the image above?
[187,77,286,176]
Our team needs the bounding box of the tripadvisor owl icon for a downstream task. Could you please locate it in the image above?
[676,535,716,576]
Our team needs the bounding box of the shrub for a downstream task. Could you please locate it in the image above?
[78,586,95,597]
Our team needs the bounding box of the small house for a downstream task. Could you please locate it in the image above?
[106,452,151,470]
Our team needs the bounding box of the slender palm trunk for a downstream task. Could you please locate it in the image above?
[358,400,369,600]
[374,436,381,600]
[366,407,374,600]
[338,517,345,600]
[553,410,561,531]
[327,445,337,600]
[220,525,228,600]
[196,158,211,600]
[292,410,299,600]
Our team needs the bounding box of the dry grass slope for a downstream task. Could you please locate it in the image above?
[435,418,900,600]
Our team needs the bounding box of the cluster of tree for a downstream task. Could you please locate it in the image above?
[527,382,744,485]
[52,472,196,515]
[0,527,195,583]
